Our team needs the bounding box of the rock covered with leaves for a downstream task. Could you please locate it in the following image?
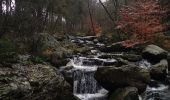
[0,57,77,100]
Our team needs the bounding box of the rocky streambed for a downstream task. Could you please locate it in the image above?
[0,34,170,100]
[60,36,170,100]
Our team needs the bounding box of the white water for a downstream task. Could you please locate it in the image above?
[70,56,109,100]
[67,36,170,100]
[142,83,170,100]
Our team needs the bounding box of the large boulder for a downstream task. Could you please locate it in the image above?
[32,33,61,52]
[150,59,168,81]
[0,63,77,100]
[32,33,75,67]
[109,87,139,100]
[142,45,168,63]
[32,33,90,67]
[94,65,151,93]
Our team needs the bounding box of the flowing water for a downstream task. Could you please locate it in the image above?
[71,56,112,100]
[61,36,170,100]
[142,82,170,100]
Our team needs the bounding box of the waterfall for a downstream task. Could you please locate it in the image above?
[65,36,170,100]
[71,56,108,100]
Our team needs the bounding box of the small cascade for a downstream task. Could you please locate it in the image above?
[137,60,151,69]
[70,56,109,100]
[142,83,170,100]
[64,36,170,100]
[73,70,100,94]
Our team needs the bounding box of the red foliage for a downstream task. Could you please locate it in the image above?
[116,0,166,47]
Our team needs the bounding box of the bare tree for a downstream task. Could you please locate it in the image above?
[98,0,116,26]
[87,0,95,35]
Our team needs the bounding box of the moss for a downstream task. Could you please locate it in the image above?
[0,35,16,53]
[30,56,49,64]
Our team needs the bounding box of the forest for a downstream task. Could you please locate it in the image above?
[0,0,170,100]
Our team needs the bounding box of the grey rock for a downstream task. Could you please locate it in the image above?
[95,65,151,93]
[142,45,168,63]
[0,63,77,100]
[109,87,139,100]
[150,59,168,80]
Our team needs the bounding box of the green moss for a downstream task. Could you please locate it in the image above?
[30,56,49,64]
[0,35,16,53]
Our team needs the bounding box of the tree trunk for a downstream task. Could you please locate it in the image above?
[87,0,95,35]
[99,0,115,26]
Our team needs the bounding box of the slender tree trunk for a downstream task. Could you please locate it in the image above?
[98,0,115,25]
[87,0,95,35]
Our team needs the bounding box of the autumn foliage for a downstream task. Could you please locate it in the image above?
[116,0,166,47]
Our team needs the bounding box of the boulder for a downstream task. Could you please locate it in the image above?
[109,87,139,100]
[142,45,168,63]
[60,65,74,87]
[99,43,130,53]
[32,33,61,52]
[119,54,142,62]
[0,63,77,100]
[32,33,80,67]
[32,33,69,66]
[94,65,150,93]
[150,59,168,81]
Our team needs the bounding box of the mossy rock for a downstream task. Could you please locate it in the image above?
[0,64,77,100]
[109,87,139,100]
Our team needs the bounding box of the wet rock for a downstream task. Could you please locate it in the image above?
[120,54,142,62]
[109,87,139,100]
[148,80,161,88]
[98,41,145,53]
[51,51,70,67]
[0,63,77,100]
[142,45,168,64]
[99,43,129,53]
[95,65,151,93]
[60,66,74,87]
[99,54,142,62]
[98,54,117,59]
[83,58,117,66]
[77,36,97,41]
[150,59,168,81]
[167,53,170,70]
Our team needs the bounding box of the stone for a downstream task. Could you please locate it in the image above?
[95,65,151,93]
[142,45,168,63]
[167,53,170,70]
[0,63,77,100]
[150,59,168,81]
[109,87,139,100]
[119,54,142,62]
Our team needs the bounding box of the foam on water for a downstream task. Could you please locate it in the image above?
[142,83,170,100]
[70,56,109,100]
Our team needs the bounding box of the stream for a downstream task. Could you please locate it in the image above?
[60,36,170,100]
